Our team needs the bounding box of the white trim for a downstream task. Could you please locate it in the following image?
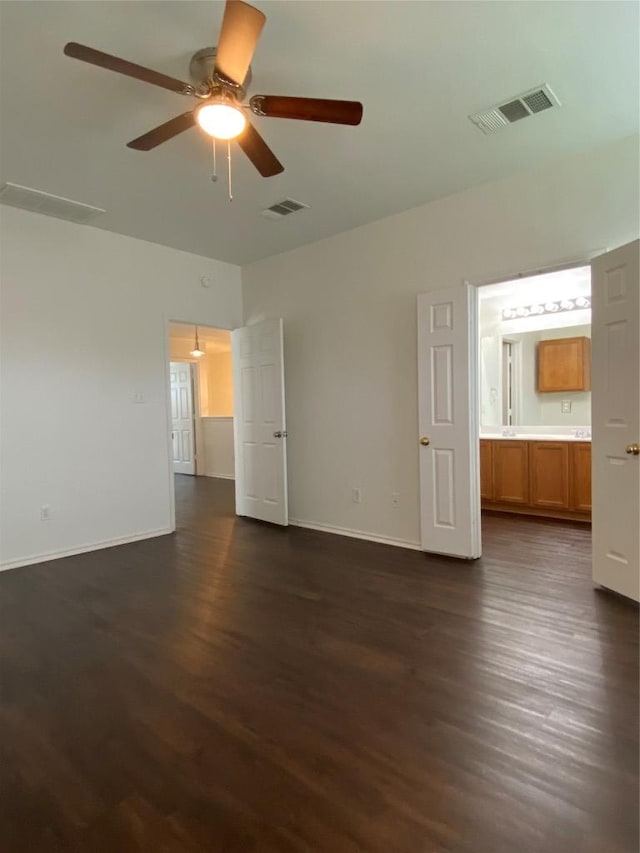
[468,284,482,556]
[0,527,174,573]
[289,517,421,551]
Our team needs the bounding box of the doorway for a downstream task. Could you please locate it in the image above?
[478,265,592,524]
[167,321,236,522]
[417,242,639,601]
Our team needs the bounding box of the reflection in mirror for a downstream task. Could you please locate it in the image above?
[479,266,591,428]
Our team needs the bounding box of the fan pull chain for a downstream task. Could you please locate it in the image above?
[227,140,233,202]
[211,138,217,182]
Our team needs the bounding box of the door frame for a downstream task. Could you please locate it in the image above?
[163,316,234,532]
[419,254,602,560]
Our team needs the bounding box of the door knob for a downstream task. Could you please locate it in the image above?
[419,436,431,446]
[626,443,640,456]
[273,430,288,438]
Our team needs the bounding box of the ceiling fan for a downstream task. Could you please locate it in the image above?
[63,0,363,179]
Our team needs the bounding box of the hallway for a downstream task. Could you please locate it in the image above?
[0,476,637,852]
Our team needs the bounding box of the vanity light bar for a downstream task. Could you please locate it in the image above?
[502,296,590,321]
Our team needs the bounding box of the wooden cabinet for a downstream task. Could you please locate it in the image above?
[480,440,493,501]
[492,441,529,505]
[537,336,591,392]
[571,442,592,512]
[480,439,591,521]
[529,442,570,509]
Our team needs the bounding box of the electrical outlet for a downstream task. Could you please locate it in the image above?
[352,487,362,504]
[391,493,400,507]
[132,391,145,404]
[561,399,572,414]
[40,504,51,521]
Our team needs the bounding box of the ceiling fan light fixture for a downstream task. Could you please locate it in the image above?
[196,101,246,140]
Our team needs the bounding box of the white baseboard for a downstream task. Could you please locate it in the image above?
[0,527,174,573]
[203,472,235,480]
[288,518,422,551]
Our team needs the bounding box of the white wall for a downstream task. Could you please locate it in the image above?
[0,207,242,569]
[201,418,235,479]
[207,351,234,417]
[242,135,640,548]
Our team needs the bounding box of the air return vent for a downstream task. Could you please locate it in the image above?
[0,183,106,224]
[469,84,560,135]
[261,198,309,220]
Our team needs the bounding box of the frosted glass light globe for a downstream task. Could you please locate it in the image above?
[196,103,246,140]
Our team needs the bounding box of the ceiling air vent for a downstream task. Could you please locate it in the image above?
[261,198,309,221]
[0,182,105,224]
[469,84,561,135]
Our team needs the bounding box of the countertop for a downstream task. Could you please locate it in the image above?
[480,434,591,442]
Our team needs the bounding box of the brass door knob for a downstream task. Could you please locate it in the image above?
[419,437,431,446]
[626,443,640,456]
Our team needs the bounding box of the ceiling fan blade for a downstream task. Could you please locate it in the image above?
[236,122,283,177]
[214,0,266,86]
[64,42,193,95]
[127,112,196,150]
[250,95,363,126]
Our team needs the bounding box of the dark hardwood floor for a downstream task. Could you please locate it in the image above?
[1,476,637,852]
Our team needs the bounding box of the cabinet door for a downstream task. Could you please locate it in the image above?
[529,442,570,509]
[492,441,529,504]
[480,440,493,501]
[537,337,591,392]
[571,442,592,512]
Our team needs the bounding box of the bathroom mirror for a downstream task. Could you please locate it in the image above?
[481,325,591,427]
[478,265,592,430]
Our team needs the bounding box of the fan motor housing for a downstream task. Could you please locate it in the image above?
[189,47,252,96]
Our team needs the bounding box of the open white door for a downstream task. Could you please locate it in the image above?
[417,285,481,559]
[170,361,196,476]
[591,241,640,601]
[232,318,288,526]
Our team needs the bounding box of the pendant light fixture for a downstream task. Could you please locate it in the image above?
[190,325,204,357]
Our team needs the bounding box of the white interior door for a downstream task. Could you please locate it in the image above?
[170,361,196,476]
[417,285,481,559]
[591,240,640,601]
[232,318,288,525]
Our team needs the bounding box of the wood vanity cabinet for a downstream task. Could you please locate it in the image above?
[571,442,592,512]
[481,439,591,521]
[537,336,591,393]
[492,441,529,505]
[529,442,570,509]
[480,440,493,501]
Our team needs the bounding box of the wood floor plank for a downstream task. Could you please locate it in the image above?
[0,476,637,852]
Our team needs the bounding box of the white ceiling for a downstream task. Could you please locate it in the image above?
[1,1,638,265]
[170,322,231,352]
